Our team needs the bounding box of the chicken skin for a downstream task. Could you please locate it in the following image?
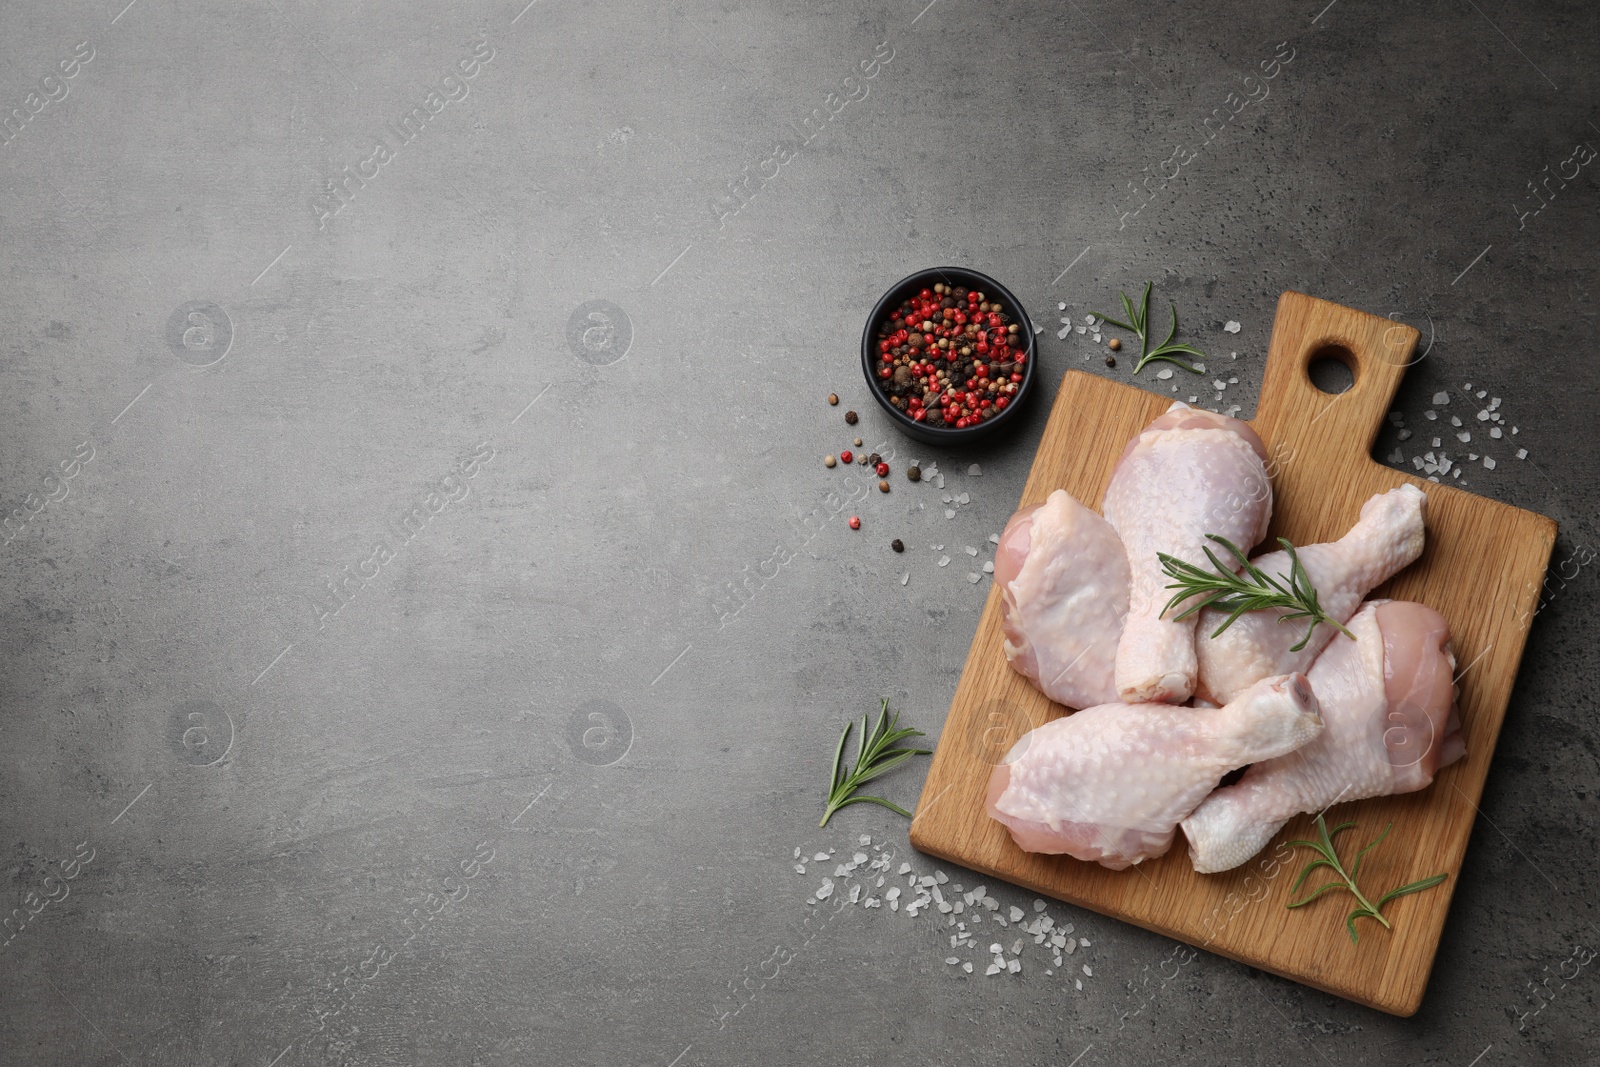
[1182,600,1464,873]
[1196,485,1428,704]
[1103,403,1272,704]
[987,674,1323,870]
[996,489,1129,710]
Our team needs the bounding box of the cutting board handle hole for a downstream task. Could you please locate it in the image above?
[1306,343,1357,395]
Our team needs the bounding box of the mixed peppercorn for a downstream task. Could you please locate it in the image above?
[871,282,1025,429]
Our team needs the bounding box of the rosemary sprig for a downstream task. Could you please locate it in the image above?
[1286,813,1448,944]
[1093,281,1208,375]
[1158,534,1355,652]
[820,698,931,828]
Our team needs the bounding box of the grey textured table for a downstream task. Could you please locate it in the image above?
[3,1,1597,1064]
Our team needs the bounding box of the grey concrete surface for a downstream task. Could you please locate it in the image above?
[2,0,1597,1064]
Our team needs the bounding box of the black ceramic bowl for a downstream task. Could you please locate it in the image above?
[861,266,1038,445]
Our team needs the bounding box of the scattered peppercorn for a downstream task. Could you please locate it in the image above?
[853,437,863,447]
[875,462,889,477]
[858,453,869,466]
[824,455,836,468]
[869,453,882,466]
[907,465,921,482]
[828,392,839,405]
[840,450,853,464]
[1108,338,1121,351]
[891,538,905,552]
[845,410,859,425]
[1105,355,1116,367]
[848,515,861,530]
[878,480,890,493]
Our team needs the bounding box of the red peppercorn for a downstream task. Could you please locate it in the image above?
[914,409,926,421]
[848,515,861,530]
[918,289,931,300]
[1011,372,1023,382]
[875,462,889,476]
[840,450,853,464]
[996,397,1009,409]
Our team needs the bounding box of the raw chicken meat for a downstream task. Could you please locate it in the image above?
[1102,403,1272,704]
[1196,485,1428,704]
[996,489,1129,709]
[1182,600,1464,874]
[986,674,1322,870]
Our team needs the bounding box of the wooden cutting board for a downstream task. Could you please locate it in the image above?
[909,291,1556,1016]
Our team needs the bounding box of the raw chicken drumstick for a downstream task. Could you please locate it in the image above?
[1196,485,1428,704]
[1182,600,1465,874]
[986,674,1323,870]
[995,489,1130,709]
[1102,403,1272,704]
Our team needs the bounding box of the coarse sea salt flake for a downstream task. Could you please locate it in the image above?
[986,964,1002,976]
[1432,392,1450,405]
[1484,456,1496,469]
[963,961,973,973]
[1224,320,1241,333]
[1156,368,1174,380]
[814,852,828,862]
[1083,964,1093,976]
[982,561,994,573]
[901,573,908,586]
[1398,429,1412,440]
[1009,906,1024,922]
[965,545,978,555]
[1007,959,1022,974]
[1425,410,1438,420]
[898,863,911,875]
[1458,432,1471,443]
[945,509,956,519]
[1517,448,1528,459]
[938,555,950,567]
[1490,427,1502,439]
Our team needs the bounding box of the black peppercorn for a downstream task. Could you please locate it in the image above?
[907,465,921,482]
[891,538,904,552]
[845,410,858,424]
[1105,355,1116,367]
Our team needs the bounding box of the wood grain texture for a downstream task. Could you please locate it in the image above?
[909,291,1556,1016]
